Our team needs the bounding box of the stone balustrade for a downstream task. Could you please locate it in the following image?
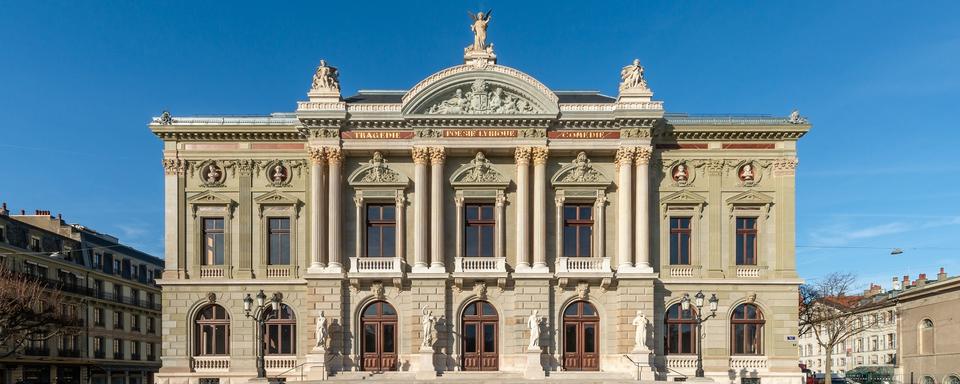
[198,266,226,278]
[730,356,768,369]
[265,356,298,370]
[350,257,403,274]
[669,266,695,277]
[556,257,611,273]
[736,267,762,278]
[266,265,296,278]
[454,257,506,273]
[665,355,699,369]
[192,356,230,372]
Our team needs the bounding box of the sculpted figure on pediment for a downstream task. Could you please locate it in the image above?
[426,79,538,115]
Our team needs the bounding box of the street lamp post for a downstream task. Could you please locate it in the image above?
[243,290,283,380]
[681,290,719,378]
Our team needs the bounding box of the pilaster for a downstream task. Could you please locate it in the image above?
[237,160,254,278]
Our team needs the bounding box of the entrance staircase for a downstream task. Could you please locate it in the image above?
[289,370,656,384]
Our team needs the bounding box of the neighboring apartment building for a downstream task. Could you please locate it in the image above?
[151,17,810,384]
[0,204,163,384]
[897,269,960,384]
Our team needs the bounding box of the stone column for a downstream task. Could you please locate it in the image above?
[412,147,431,272]
[615,147,635,271]
[161,158,185,279]
[495,191,506,259]
[595,193,607,260]
[429,146,446,272]
[634,145,653,272]
[307,147,327,272]
[237,160,254,278]
[395,191,406,261]
[532,146,549,271]
[514,147,532,270]
[326,147,344,273]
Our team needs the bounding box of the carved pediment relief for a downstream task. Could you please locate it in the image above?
[726,189,774,206]
[254,190,302,218]
[450,152,508,188]
[187,191,236,218]
[402,65,559,116]
[423,79,543,115]
[551,152,611,187]
[348,152,409,187]
[661,190,707,206]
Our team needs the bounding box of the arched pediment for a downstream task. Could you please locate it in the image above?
[551,152,611,187]
[450,152,509,188]
[402,65,559,116]
[348,152,409,187]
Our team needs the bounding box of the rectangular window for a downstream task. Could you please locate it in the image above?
[0,226,5,242]
[203,218,225,265]
[464,204,495,257]
[94,307,104,326]
[669,217,692,265]
[131,314,140,331]
[103,253,113,274]
[30,237,41,251]
[113,284,122,303]
[113,259,121,275]
[94,337,104,355]
[736,217,758,265]
[113,338,123,359]
[113,310,123,330]
[562,204,593,257]
[268,218,291,265]
[365,205,396,257]
[148,317,156,334]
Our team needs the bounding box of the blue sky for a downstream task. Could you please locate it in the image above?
[1,1,958,290]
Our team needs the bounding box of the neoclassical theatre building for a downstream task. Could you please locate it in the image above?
[151,19,809,384]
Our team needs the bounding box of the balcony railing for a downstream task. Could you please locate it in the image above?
[349,257,403,274]
[23,347,49,356]
[114,352,124,359]
[669,266,695,278]
[58,348,82,358]
[736,267,762,278]
[664,355,698,369]
[192,356,231,372]
[94,351,105,359]
[265,265,296,278]
[556,257,611,273]
[730,356,768,369]
[454,257,506,273]
[131,353,141,361]
[265,356,298,370]
[199,265,227,278]
[147,354,156,361]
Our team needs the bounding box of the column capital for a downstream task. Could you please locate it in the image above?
[307,146,326,165]
[773,157,799,176]
[429,146,446,165]
[532,146,549,165]
[633,145,652,166]
[495,190,506,207]
[412,146,431,165]
[615,146,635,168]
[325,147,344,165]
[515,146,532,165]
[162,158,187,176]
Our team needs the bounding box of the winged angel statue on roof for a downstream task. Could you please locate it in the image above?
[467,10,492,52]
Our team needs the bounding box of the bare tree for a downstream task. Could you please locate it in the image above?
[0,263,82,358]
[799,272,879,379]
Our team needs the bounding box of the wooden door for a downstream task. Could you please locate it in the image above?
[361,301,398,372]
[562,301,600,371]
[461,301,499,371]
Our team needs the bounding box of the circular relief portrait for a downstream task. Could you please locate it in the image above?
[671,163,690,183]
[270,163,289,185]
[738,163,756,182]
[203,163,223,184]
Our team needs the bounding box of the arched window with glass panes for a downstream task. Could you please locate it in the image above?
[731,303,764,355]
[664,303,697,355]
[194,304,230,356]
[265,304,296,355]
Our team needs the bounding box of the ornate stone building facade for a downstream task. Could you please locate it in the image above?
[151,20,809,384]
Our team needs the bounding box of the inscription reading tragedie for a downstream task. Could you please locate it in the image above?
[342,131,415,140]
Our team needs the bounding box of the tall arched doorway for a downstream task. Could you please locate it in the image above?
[461,301,498,371]
[562,301,599,371]
[360,301,397,372]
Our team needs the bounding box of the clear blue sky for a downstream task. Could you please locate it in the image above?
[2,1,958,290]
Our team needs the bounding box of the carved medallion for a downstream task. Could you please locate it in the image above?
[200,162,226,187]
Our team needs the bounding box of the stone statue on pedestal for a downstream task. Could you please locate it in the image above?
[527,309,543,350]
[467,10,492,52]
[631,310,649,351]
[420,308,436,349]
[620,59,649,92]
[314,310,328,350]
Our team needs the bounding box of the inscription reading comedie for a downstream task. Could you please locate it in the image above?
[549,131,619,139]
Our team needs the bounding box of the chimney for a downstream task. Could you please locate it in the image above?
[938,267,947,281]
[57,213,62,222]
[917,273,927,288]
[20,209,25,215]
[892,276,902,291]
[0,202,7,216]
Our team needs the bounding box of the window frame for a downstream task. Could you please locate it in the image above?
[669,217,692,265]
[202,217,226,266]
[194,304,231,356]
[730,303,765,355]
[735,217,759,266]
[664,303,698,355]
[267,217,292,265]
[364,203,397,258]
[463,203,496,258]
[562,203,595,258]
[264,304,297,356]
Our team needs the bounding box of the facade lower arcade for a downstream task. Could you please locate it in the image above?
[151,21,810,384]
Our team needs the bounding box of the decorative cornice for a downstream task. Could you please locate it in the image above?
[346,103,402,113]
[559,104,616,112]
[152,130,303,142]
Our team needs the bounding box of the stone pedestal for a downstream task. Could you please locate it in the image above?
[415,347,438,380]
[625,350,654,381]
[523,348,545,379]
[304,349,329,381]
[247,378,270,384]
[688,377,716,383]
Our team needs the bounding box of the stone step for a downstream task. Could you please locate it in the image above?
[288,370,658,384]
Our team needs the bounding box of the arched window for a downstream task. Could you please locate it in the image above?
[194,304,230,355]
[922,376,935,384]
[664,303,697,355]
[731,303,764,355]
[265,304,296,355]
[461,301,499,371]
[919,319,934,355]
[945,376,959,384]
